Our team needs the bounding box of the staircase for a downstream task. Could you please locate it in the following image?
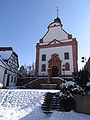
[24,77,63,89]
[41,92,61,114]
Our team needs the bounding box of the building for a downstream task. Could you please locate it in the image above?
[0,57,6,87]
[36,17,78,77]
[0,47,19,87]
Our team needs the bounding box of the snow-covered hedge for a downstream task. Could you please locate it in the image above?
[53,80,85,111]
[0,83,3,89]
[85,82,90,92]
[52,90,75,112]
[86,82,90,87]
[60,80,84,94]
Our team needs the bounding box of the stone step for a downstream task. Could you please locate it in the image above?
[41,92,61,114]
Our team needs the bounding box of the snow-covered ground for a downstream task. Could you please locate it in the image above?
[0,89,90,120]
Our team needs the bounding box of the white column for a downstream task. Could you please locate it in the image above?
[4,74,8,87]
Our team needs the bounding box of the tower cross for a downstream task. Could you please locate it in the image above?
[56,7,59,17]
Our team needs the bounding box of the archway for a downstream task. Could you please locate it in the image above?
[52,66,58,77]
[48,53,61,77]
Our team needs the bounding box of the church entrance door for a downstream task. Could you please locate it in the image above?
[48,54,61,77]
[52,66,58,77]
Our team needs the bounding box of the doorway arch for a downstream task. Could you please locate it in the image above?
[52,66,58,77]
[48,54,61,77]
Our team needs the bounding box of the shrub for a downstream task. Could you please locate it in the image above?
[0,83,3,89]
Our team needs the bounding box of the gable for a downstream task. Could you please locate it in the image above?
[0,51,12,60]
[48,39,62,45]
[42,26,68,43]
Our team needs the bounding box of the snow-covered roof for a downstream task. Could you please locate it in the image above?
[0,51,12,60]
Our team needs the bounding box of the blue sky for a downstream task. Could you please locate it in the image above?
[0,0,90,69]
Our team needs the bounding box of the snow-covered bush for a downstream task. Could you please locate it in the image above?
[54,90,75,112]
[86,82,90,86]
[42,91,75,113]
[0,83,3,89]
[58,80,84,111]
[60,80,84,94]
[85,82,90,92]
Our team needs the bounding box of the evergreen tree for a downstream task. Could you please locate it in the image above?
[18,65,27,77]
[73,69,89,88]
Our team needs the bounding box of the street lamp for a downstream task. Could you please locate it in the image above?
[62,65,65,79]
[47,68,51,84]
[81,57,86,70]
[81,57,86,63]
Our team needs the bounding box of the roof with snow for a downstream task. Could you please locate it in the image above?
[0,51,12,60]
[0,47,13,51]
[0,47,18,60]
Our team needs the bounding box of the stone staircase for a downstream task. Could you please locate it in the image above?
[41,92,60,114]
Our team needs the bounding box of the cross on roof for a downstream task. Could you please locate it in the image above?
[56,7,59,17]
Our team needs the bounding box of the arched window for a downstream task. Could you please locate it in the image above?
[41,64,46,71]
[65,63,70,71]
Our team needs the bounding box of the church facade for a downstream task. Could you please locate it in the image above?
[36,17,78,77]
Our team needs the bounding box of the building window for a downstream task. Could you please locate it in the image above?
[11,76,13,82]
[42,64,46,71]
[65,63,70,71]
[42,54,46,61]
[14,77,16,83]
[64,52,69,59]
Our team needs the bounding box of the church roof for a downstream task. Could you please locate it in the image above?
[0,47,13,51]
[48,16,63,29]
[54,17,62,24]
[0,51,12,60]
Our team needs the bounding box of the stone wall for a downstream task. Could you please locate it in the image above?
[74,94,90,114]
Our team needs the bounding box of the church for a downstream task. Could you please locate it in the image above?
[36,16,78,77]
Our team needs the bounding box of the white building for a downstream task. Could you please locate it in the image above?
[0,47,19,87]
[36,17,78,77]
[0,57,6,87]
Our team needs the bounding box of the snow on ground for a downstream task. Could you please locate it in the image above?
[0,89,90,120]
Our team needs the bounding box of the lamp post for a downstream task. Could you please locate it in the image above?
[81,57,86,63]
[73,65,75,73]
[81,57,86,70]
[62,65,65,79]
[47,68,51,84]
